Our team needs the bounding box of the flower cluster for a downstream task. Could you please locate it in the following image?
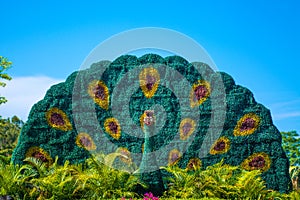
[179,118,196,140]
[88,80,109,110]
[210,136,230,155]
[139,67,160,98]
[104,117,121,139]
[120,192,159,200]
[234,113,260,136]
[76,132,96,151]
[25,146,53,166]
[190,80,210,108]
[168,149,181,166]
[117,147,132,164]
[241,152,271,172]
[143,192,159,200]
[46,107,72,131]
[186,158,202,171]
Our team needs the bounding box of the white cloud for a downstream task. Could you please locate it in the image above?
[0,76,63,120]
[273,112,300,120]
[269,99,300,121]
[270,99,300,109]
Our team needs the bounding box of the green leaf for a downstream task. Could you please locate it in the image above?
[0,73,12,81]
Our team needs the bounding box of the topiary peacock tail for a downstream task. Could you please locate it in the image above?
[12,54,291,193]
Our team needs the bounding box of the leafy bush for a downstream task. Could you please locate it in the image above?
[281,131,300,192]
[0,116,23,156]
[0,153,145,199]
[0,152,300,199]
[161,160,282,199]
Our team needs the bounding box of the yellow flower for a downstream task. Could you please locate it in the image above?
[210,136,230,155]
[241,152,271,172]
[88,80,109,110]
[168,149,181,166]
[116,147,132,164]
[104,117,121,139]
[139,67,160,98]
[186,158,202,171]
[76,132,96,151]
[179,118,196,140]
[25,146,53,166]
[234,113,260,136]
[190,80,210,108]
[46,107,72,131]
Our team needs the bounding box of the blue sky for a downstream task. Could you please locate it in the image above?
[0,0,299,133]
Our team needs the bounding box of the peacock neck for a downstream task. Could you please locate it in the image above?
[139,110,164,196]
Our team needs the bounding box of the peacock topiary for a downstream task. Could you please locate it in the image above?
[12,53,291,194]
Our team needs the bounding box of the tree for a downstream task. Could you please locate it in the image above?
[0,56,17,156]
[0,56,12,106]
[0,116,23,155]
[281,131,300,190]
[281,131,300,166]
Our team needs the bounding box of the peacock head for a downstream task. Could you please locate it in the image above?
[144,110,155,126]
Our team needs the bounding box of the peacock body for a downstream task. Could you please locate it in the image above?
[12,54,291,193]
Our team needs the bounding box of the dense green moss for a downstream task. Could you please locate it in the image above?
[12,54,291,193]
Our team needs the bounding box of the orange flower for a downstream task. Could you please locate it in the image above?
[26,146,53,166]
[139,67,160,98]
[210,137,230,155]
[186,158,202,171]
[190,80,210,108]
[179,118,196,140]
[46,108,72,131]
[76,132,96,151]
[104,117,121,139]
[241,152,271,172]
[116,147,132,164]
[168,149,181,166]
[234,113,260,136]
[88,80,109,110]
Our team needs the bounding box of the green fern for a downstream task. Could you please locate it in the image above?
[290,165,300,190]
[0,162,35,199]
[287,190,300,200]
[3,153,294,199]
[235,170,266,199]
[24,153,145,199]
[161,160,285,199]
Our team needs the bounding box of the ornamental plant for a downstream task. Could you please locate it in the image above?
[161,160,282,199]
[0,153,300,199]
[143,192,159,200]
[1,153,145,199]
[12,54,291,193]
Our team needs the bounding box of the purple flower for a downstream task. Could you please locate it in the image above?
[143,192,159,200]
